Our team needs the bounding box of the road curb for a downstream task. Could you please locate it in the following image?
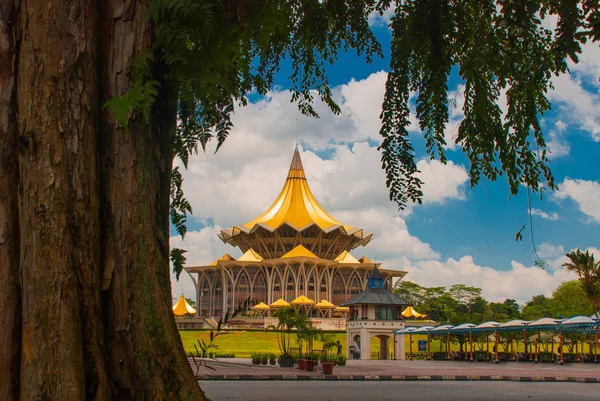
[197,374,600,383]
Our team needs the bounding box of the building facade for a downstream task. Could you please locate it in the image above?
[184,148,407,317]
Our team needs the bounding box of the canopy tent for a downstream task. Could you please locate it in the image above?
[172,294,196,316]
[270,298,290,308]
[333,306,350,317]
[402,306,427,318]
[252,302,270,311]
[290,295,315,306]
[315,299,336,309]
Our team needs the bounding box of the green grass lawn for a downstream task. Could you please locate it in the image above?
[179,330,346,358]
[178,331,592,359]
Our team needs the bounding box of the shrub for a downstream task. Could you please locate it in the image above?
[334,354,346,366]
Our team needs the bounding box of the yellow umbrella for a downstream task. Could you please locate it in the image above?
[402,306,427,318]
[335,306,349,313]
[315,299,336,309]
[270,298,290,308]
[290,295,314,306]
[252,302,270,311]
[172,294,196,316]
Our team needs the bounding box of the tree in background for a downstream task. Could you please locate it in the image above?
[549,280,594,318]
[563,250,600,317]
[521,295,553,320]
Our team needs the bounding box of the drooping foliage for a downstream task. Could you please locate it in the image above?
[109,1,599,275]
[381,0,599,208]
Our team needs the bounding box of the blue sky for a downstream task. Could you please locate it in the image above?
[170,13,600,304]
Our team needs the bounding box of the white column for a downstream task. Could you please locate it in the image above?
[360,327,370,360]
[394,334,406,360]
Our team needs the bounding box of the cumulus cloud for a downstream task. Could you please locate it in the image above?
[398,255,576,304]
[555,178,600,223]
[530,208,559,221]
[549,73,600,142]
[537,242,564,259]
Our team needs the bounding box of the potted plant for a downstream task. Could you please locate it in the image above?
[296,315,322,372]
[320,353,335,375]
[251,352,260,365]
[261,353,268,365]
[268,306,300,368]
[269,353,277,365]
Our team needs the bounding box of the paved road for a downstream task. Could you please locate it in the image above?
[200,381,600,401]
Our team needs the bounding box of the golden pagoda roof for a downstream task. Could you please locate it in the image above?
[334,250,360,264]
[281,244,318,259]
[237,248,263,262]
[209,254,236,266]
[223,148,367,235]
[290,295,315,306]
[270,298,290,308]
[172,294,196,316]
[315,299,336,309]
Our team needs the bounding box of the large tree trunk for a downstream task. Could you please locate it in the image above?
[98,1,201,398]
[0,1,21,399]
[0,0,204,399]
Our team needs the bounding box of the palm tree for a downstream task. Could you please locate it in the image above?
[563,250,600,317]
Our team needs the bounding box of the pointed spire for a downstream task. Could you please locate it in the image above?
[287,146,305,179]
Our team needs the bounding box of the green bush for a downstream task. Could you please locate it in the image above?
[334,354,346,366]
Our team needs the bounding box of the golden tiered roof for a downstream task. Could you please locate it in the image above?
[240,149,357,233]
[218,148,372,259]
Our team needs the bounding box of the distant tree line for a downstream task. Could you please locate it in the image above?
[394,279,593,325]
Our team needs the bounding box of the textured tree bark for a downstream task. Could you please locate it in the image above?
[98,1,202,397]
[0,1,21,399]
[0,0,204,399]
[15,0,110,399]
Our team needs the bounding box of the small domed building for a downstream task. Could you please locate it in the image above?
[343,266,410,360]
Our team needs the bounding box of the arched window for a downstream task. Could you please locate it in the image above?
[252,269,268,304]
[213,275,223,318]
[271,269,283,302]
[318,272,328,302]
[332,271,346,306]
[235,271,250,310]
[285,270,295,301]
[348,273,362,296]
[199,275,211,317]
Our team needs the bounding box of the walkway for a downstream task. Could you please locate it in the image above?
[192,358,600,382]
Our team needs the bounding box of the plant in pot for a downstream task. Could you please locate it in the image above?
[320,352,335,375]
[261,353,268,365]
[297,316,322,372]
[267,306,300,368]
[320,337,338,374]
[269,353,277,365]
[251,352,260,365]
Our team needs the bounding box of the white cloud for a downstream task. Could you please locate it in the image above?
[368,3,396,28]
[400,255,576,304]
[555,178,600,223]
[530,208,559,221]
[416,159,469,204]
[549,73,600,142]
[537,242,564,259]
[546,119,571,158]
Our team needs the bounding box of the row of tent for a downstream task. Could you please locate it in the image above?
[395,315,600,336]
[252,296,350,314]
